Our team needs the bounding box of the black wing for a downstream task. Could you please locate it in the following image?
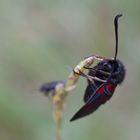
[83,81,102,103]
[84,84,97,103]
[70,83,106,122]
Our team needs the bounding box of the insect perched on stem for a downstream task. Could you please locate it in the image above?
[70,14,126,122]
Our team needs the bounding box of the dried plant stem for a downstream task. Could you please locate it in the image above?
[53,107,62,140]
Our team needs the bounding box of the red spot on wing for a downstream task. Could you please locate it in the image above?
[97,86,104,94]
[106,83,116,93]
[95,83,117,98]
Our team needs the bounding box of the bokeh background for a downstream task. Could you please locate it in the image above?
[0,0,140,140]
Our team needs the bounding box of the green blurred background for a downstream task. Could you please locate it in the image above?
[0,0,140,140]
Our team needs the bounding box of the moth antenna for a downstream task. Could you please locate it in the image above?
[114,14,122,60]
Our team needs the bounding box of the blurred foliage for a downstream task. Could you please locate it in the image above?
[0,0,140,140]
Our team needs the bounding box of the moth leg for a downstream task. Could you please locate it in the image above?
[84,66,110,76]
[93,55,105,61]
[83,72,107,83]
[73,69,106,83]
[85,54,105,61]
[83,66,93,70]
[73,69,95,84]
[97,70,111,75]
